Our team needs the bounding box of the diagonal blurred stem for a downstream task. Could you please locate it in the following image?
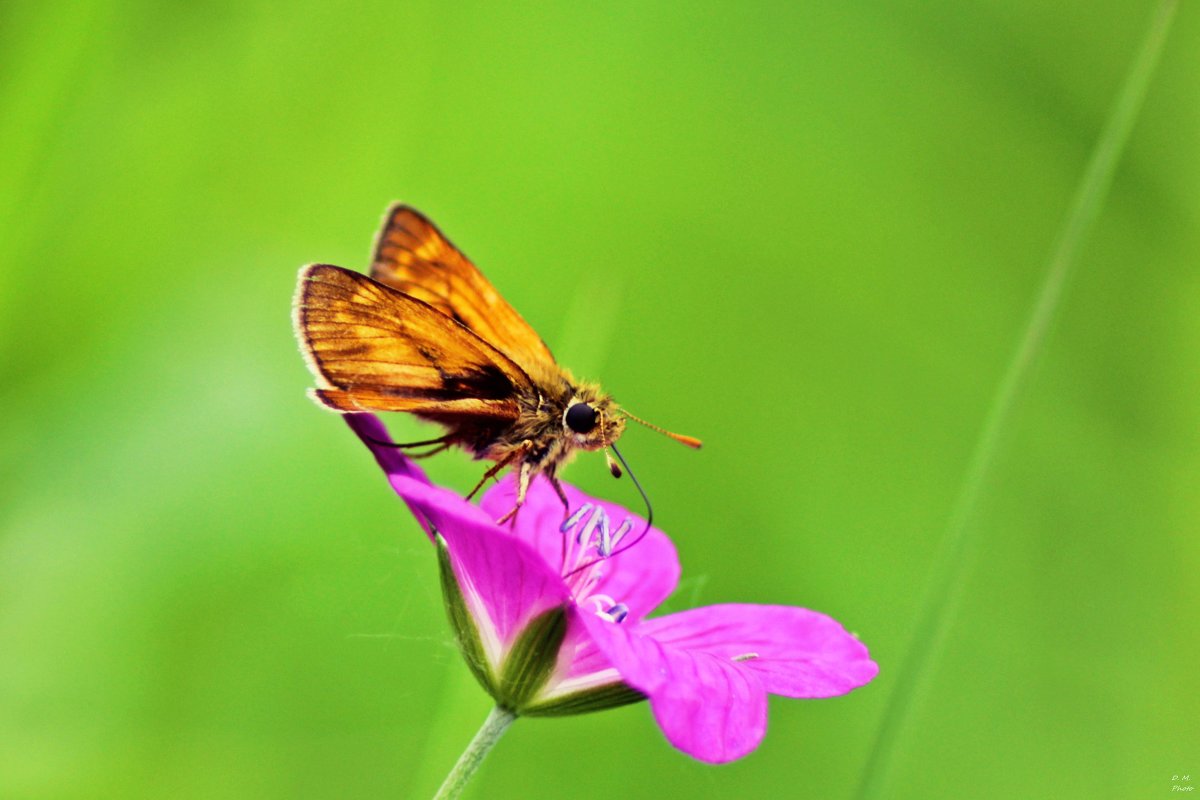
[856,2,1178,797]
[433,706,517,800]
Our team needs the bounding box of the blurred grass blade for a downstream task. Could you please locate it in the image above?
[856,1,1179,796]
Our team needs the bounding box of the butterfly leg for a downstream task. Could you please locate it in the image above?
[409,442,452,460]
[360,431,453,451]
[496,462,533,526]
[547,474,570,514]
[466,450,519,501]
[494,442,537,525]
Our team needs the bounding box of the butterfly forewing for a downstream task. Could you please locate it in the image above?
[369,205,558,376]
[295,264,529,419]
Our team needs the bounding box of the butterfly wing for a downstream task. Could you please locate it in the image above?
[293,264,532,420]
[369,204,558,375]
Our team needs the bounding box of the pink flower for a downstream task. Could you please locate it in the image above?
[345,414,878,763]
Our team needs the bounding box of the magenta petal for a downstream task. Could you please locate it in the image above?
[637,604,878,698]
[435,503,570,649]
[542,610,620,686]
[481,476,680,620]
[385,474,566,648]
[592,519,679,625]
[344,414,430,483]
[344,414,438,537]
[479,475,564,567]
[646,650,767,763]
[578,610,768,763]
[342,414,568,646]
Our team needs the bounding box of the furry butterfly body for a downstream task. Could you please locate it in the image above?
[293,205,698,518]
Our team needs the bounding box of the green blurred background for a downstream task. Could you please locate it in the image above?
[2,1,1196,797]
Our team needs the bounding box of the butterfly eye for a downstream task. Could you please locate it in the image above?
[565,402,598,433]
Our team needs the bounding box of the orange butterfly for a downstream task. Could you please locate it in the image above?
[292,204,700,521]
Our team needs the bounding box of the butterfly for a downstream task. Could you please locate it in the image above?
[292,204,700,521]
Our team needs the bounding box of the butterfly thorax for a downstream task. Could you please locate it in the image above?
[473,369,624,476]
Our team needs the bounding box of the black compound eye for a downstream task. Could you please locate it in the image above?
[565,402,598,433]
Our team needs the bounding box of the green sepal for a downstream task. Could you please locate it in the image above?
[522,682,646,717]
[497,605,568,711]
[435,532,498,698]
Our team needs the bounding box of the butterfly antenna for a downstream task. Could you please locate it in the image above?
[622,409,703,449]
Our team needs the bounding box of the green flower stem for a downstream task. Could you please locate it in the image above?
[856,1,1179,797]
[432,706,517,800]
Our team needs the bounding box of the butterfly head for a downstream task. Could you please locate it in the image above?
[562,390,625,452]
